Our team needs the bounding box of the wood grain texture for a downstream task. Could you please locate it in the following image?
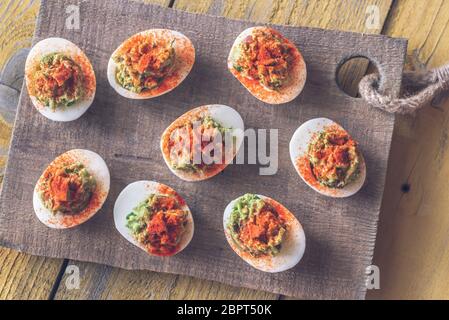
[0,248,62,299]
[0,0,40,178]
[54,261,276,299]
[368,0,449,300]
[0,0,406,299]
[0,0,65,301]
[0,0,39,129]
[0,117,12,180]
[175,0,392,30]
[0,0,40,70]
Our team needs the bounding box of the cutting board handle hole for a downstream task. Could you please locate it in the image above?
[336,55,380,98]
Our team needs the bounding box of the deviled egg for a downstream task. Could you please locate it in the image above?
[25,38,96,121]
[33,149,110,229]
[108,29,195,99]
[289,118,366,197]
[114,181,194,257]
[223,193,306,273]
[228,26,306,104]
[160,104,244,181]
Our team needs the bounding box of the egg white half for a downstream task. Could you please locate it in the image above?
[160,104,244,182]
[227,26,307,105]
[223,194,306,273]
[107,29,195,99]
[25,38,96,122]
[33,149,110,229]
[289,117,367,198]
[113,180,194,256]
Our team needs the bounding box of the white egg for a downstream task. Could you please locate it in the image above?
[228,26,307,104]
[160,104,244,182]
[113,181,194,256]
[25,38,96,122]
[223,194,306,273]
[33,149,110,229]
[107,29,195,99]
[289,118,367,198]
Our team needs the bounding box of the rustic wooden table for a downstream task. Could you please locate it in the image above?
[0,0,448,300]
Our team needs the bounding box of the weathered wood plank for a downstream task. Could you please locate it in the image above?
[0,117,12,181]
[0,248,62,299]
[0,0,40,70]
[0,0,64,300]
[0,0,39,178]
[54,261,276,299]
[0,0,39,163]
[368,0,449,300]
[55,262,177,299]
[175,0,392,31]
[167,276,276,300]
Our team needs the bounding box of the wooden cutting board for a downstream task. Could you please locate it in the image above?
[0,0,407,299]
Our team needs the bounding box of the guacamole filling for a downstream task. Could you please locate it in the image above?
[233,29,294,90]
[227,194,287,257]
[168,116,231,173]
[28,53,84,111]
[114,36,175,93]
[126,194,188,256]
[307,126,360,188]
[39,162,96,215]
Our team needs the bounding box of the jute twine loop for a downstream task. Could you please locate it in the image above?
[359,63,449,114]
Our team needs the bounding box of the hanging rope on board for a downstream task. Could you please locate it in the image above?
[359,63,449,114]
